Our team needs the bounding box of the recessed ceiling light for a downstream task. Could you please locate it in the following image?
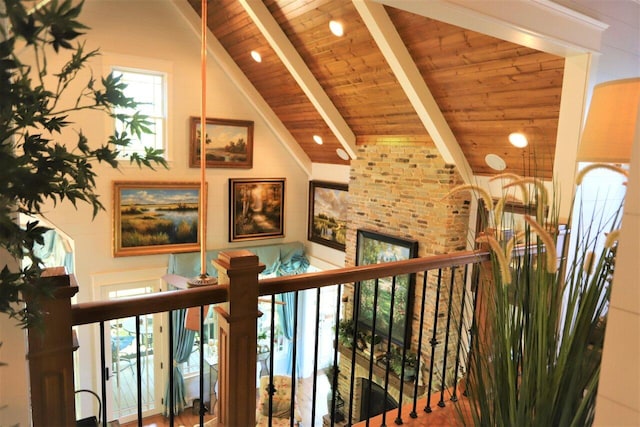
[485,153,506,171]
[336,148,350,160]
[329,20,344,37]
[250,50,262,63]
[313,135,323,145]
[509,132,528,148]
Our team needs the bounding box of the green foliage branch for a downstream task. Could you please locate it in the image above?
[0,0,167,328]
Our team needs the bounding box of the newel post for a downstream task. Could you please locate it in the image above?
[26,267,79,427]
[213,250,265,427]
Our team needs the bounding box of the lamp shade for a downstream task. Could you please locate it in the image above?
[577,77,640,163]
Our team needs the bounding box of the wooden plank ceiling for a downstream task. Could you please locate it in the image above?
[191,0,565,179]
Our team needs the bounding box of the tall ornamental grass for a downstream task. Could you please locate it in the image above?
[449,164,626,426]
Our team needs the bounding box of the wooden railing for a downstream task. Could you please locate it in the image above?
[27,248,490,426]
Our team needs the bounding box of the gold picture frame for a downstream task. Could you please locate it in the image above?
[189,116,254,169]
[113,181,204,257]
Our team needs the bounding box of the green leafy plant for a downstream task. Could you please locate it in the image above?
[447,165,625,426]
[337,318,367,350]
[387,345,417,380]
[0,0,167,328]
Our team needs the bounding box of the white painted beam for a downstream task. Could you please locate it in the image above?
[173,0,312,176]
[377,0,608,57]
[239,0,358,160]
[354,0,474,184]
[554,53,592,220]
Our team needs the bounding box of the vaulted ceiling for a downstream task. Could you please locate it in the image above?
[189,0,566,180]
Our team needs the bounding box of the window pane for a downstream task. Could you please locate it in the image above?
[112,68,166,158]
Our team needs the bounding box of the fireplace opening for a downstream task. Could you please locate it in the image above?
[358,378,398,421]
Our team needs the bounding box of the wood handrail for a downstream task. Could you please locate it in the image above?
[259,249,490,296]
[71,250,490,325]
[72,284,229,326]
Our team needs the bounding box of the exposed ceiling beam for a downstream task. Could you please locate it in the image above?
[239,0,358,160]
[377,0,608,57]
[354,0,474,184]
[173,0,312,176]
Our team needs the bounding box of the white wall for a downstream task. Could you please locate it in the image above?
[42,0,309,302]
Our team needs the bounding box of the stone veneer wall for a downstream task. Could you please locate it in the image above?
[337,142,472,421]
[345,143,470,263]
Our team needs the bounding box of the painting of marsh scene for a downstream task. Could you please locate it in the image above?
[113,181,202,257]
[308,180,348,251]
[189,117,254,169]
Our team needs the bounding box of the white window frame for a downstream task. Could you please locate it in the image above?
[102,54,173,163]
[111,67,167,159]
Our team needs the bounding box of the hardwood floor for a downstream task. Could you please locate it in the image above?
[119,411,215,427]
[355,393,470,427]
[118,374,468,427]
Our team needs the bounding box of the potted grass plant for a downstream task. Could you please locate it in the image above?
[446,164,626,426]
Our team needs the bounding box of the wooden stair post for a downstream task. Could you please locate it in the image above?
[213,250,265,427]
[26,267,78,427]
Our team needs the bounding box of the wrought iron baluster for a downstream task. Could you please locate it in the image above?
[425,269,443,413]
[365,278,380,426]
[330,284,343,426]
[451,264,470,402]
[410,271,429,418]
[100,321,108,426]
[438,267,457,408]
[268,295,276,426]
[348,281,363,425]
[382,275,396,427]
[135,315,142,426]
[311,287,322,426]
[169,311,174,426]
[199,305,205,426]
[290,291,300,427]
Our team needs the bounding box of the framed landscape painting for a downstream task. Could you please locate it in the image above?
[229,178,285,242]
[308,180,348,251]
[355,229,418,346]
[189,116,254,168]
[113,181,204,257]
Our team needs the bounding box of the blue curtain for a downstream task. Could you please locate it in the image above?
[32,229,74,273]
[163,309,196,416]
[276,251,309,376]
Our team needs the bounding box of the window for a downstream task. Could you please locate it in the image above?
[112,68,166,159]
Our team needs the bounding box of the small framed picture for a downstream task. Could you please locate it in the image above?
[113,181,204,257]
[229,178,285,242]
[189,116,254,168]
[308,180,348,251]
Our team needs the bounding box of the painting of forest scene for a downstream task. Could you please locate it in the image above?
[229,178,285,242]
[355,229,418,346]
[308,180,348,251]
[189,117,254,168]
[113,181,203,257]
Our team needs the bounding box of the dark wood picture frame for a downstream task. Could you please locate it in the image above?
[355,229,418,346]
[189,116,254,169]
[229,178,285,242]
[113,181,204,257]
[308,180,348,251]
